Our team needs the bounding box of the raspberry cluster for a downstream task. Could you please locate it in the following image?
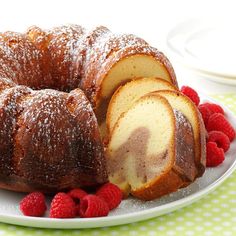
[20,183,122,218]
[181,86,235,167]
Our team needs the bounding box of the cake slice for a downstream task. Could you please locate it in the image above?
[153,90,206,177]
[106,92,206,200]
[106,77,178,134]
[106,94,178,200]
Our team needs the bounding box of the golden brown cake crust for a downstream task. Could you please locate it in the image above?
[132,169,184,200]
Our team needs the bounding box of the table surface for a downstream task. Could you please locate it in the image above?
[0,0,235,235]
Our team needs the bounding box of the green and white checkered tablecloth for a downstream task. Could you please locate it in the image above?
[0,94,235,236]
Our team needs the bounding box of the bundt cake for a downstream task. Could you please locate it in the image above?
[106,91,206,200]
[0,24,205,198]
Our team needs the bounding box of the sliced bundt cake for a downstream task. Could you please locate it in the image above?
[0,24,205,197]
[106,91,206,200]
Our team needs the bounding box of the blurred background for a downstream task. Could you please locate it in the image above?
[1,0,235,94]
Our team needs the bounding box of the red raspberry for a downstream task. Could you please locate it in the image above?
[181,86,200,106]
[79,195,109,218]
[201,102,224,115]
[198,104,211,126]
[50,193,76,218]
[206,142,225,167]
[68,188,87,204]
[20,192,47,217]
[208,131,230,152]
[96,183,122,210]
[207,113,235,141]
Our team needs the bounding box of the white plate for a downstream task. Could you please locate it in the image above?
[0,95,236,229]
[166,18,236,83]
[189,69,236,86]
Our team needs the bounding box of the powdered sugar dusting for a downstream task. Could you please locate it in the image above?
[0,25,111,191]
[19,90,78,161]
[174,109,197,181]
[46,25,85,90]
[174,109,192,129]
[0,32,44,88]
[81,27,149,86]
